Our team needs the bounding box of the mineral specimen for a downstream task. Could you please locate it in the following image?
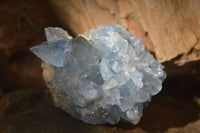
[30,25,166,125]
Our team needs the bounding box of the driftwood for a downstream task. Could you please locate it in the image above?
[50,0,200,64]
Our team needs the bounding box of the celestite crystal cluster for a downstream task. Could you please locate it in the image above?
[30,25,166,125]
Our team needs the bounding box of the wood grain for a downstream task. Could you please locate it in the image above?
[50,0,200,63]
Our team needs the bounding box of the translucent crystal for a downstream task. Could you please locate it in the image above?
[30,24,166,125]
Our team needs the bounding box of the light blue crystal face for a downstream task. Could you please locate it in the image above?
[30,25,166,125]
[30,27,70,67]
[30,40,68,67]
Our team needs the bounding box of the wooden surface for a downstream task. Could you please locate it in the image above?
[50,0,200,63]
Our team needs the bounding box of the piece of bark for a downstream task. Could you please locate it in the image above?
[50,0,200,63]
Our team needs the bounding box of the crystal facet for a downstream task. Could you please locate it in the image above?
[30,25,166,125]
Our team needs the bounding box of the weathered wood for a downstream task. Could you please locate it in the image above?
[50,0,200,63]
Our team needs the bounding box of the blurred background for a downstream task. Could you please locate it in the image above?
[0,0,200,133]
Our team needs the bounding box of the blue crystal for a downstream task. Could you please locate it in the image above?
[30,25,166,125]
[30,39,68,67]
